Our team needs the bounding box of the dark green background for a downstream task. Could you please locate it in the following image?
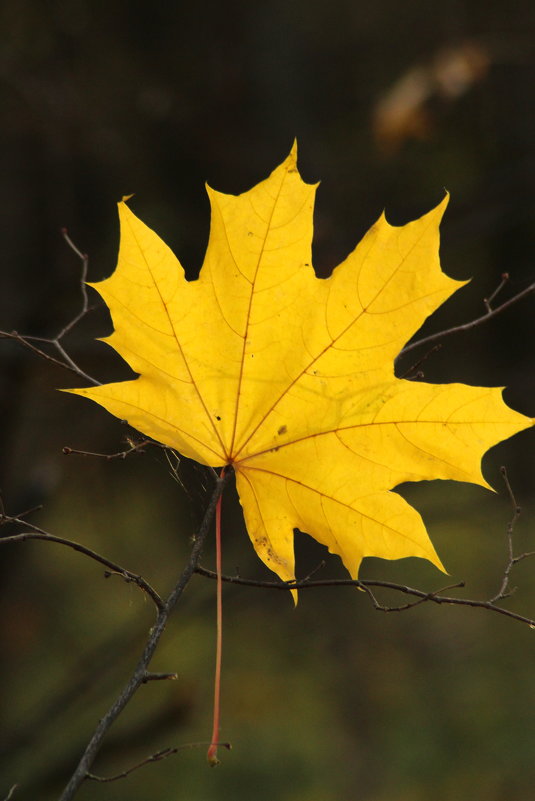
[1,1,534,799]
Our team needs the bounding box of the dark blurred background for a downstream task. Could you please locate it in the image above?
[1,1,534,799]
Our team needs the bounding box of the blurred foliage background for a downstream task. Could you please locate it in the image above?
[1,0,534,799]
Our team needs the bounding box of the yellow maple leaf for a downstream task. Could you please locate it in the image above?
[68,145,532,587]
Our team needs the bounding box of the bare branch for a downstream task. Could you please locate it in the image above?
[58,468,233,801]
[86,741,232,784]
[58,229,91,335]
[484,272,509,312]
[0,511,164,611]
[360,580,465,612]
[0,231,100,386]
[400,280,535,356]
[62,438,164,461]
[2,785,18,801]
[399,344,442,379]
[85,747,180,783]
[195,567,535,628]
[488,466,535,604]
[142,672,178,682]
[0,330,97,383]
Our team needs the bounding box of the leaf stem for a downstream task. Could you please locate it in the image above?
[207,467,226,766]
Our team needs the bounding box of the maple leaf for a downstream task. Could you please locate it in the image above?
[68,146,532,589]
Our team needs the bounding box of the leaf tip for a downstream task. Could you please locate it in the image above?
[58,386,87,398]
[436,190,450,217]
[429,551,449,575]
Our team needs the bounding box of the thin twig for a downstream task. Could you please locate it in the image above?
[142,672,178,682]
[86,741,232,783]
[360,581,465,612]
[484,272,509,311]
[400,281,535,356]
[0,514,164,611]
[62,439,162,461]
[0,230,100,386]
[58,469,233,801]
[85,748,180,783]
[488,467,535,604]
[0,331,97,383]
[399,344,442,379]
[195,567,535,628]
[300,559,327,582]
[59,229,90,330]
[2,786,18,801]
